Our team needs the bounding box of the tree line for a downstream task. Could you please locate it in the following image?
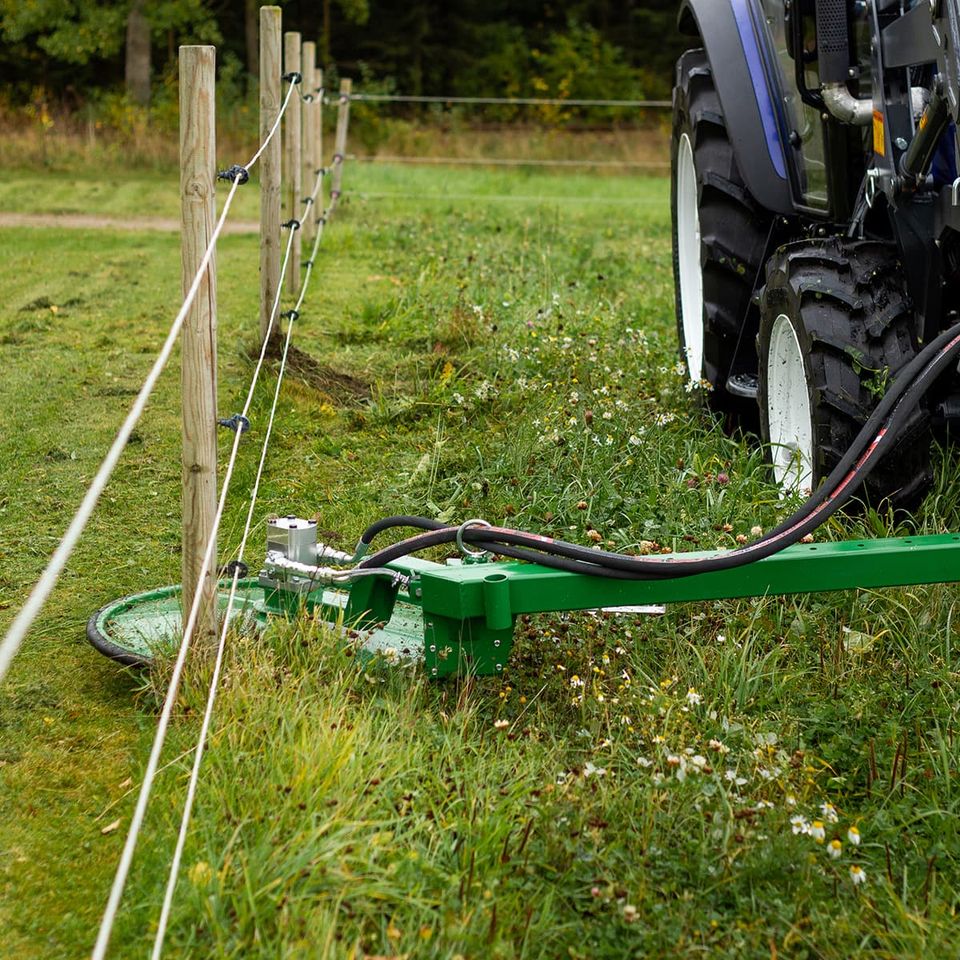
[0,1,686,110]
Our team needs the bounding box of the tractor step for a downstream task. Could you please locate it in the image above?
[725,372,758,399]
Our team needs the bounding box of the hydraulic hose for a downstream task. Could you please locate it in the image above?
[357,321,960,580]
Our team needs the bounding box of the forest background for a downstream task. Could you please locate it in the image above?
[0,0,684,155]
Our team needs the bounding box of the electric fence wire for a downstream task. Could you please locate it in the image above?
[348,92,671,108]
[0,76,300,690]
[150,307,300,960]
[352,154,668,169]
[349,189,666,207]
[148,175,335,960]
[90,225,299,960]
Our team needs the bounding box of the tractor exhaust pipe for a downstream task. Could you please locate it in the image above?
[816,0,873,125]
[822,82,873,125]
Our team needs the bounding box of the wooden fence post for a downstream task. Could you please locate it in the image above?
[259,5,282,344]
[301,40,317,244]
[284,31,302,294]
[179,45,218,642]
[316,66,324,205]
[330,77,352,212]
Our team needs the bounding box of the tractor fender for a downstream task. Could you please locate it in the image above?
[678,0,793,215]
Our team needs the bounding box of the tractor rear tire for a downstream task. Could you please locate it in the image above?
[758,238,932,509]
[671,48,771,427]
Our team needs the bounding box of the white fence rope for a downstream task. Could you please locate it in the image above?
[0,78,300,689]
[352,154,668,169]
[150,310,299,960]
[350,92,670,108]
[90,227,298,960]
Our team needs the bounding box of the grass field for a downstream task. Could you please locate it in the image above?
[2,159,960,959]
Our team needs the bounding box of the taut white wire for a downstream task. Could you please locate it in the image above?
[150,309,299,960]
[90,227,297,960]
[0,79,299,689]
[151,175,332,956]
[350,92,671,108]
[245,79,298,171]
[352,154,668,169]
[0,175,238,686]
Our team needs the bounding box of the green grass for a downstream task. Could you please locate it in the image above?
[2,162,960,958]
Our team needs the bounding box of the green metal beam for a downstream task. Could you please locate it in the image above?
[417,533,960,620]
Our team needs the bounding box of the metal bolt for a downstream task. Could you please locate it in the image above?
[496,664,503,671]
[895,136,908,150]
[848,67,857,78]
[429,644,436,652]
[494,639,501,647]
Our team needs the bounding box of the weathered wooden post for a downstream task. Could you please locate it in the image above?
[330,77,352,212]
[179,45,218,642]
[301,40,317,244]
[316,65,324,206]
[284,30,302,294]
[259,5,282,344]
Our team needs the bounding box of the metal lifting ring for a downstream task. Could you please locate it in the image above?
[865,169,879,209]
[456,518,493,559]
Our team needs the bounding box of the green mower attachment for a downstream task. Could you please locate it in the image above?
[88,516,960,676]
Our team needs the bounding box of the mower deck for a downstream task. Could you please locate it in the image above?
[88,532,960,676]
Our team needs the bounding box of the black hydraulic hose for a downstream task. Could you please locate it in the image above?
[359,515,446,546]
[762,319,960,538]
[362,322,960,554]
[358,322,960,579]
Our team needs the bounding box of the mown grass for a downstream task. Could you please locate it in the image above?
[2,161,960,958]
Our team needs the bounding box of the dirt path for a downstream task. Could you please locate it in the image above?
[0,211,259,233]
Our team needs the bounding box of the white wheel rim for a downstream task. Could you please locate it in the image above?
[767,313,814,493]
[676,132,705,382]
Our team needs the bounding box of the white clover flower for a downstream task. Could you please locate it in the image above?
[850,865,867,885]
[724,769,747,786]
[583,762,607,778]
[637,757,652,768]
[691,755,707,770]
[493,719,509,730]
[790,815,809,835]
[820,802,839,824]
[708,738,730,754]
[827,839,842,859]
[666,754,688,782]
[809,821,826,843]
[785,795,797,807]
[847,826,861,846]
[685,687,702,707]
[623,904,639,923]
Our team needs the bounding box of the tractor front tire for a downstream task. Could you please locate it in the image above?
[758,238,932,509]
[671,48,771,427]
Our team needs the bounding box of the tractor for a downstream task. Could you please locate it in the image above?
[672,0,960,506]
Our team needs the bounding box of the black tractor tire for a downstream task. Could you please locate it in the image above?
[671,48,771,426]
[758,238,932,509]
